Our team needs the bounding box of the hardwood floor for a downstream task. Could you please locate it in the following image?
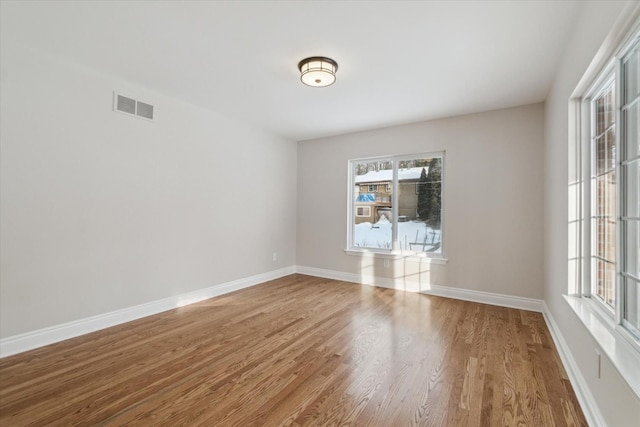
[0,274,587,426]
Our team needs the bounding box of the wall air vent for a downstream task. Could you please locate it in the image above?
[113,92,154,121]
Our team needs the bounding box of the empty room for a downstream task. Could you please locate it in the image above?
[1,1,639,426]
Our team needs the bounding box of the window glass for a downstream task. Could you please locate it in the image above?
[625,102,639,159]
[626,161,640,218]
[353,160,393,250]
[624,278,640,334]
[350,153,444,256]
[624,44,639,104]
[626,220,640,279]
[397,157,442,253]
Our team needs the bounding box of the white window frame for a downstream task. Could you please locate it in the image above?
[367,184,378,193]
[578,33,640,344]
[567,9,640,400]
[345,151,446,263]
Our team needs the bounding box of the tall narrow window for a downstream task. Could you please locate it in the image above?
[581,33,640,343]
[570,19,640,398]
[348,152,444,257]
[621,40,640,336]
[590,79,617,310]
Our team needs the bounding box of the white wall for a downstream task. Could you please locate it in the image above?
[544,1,640,425]
[297,104,544,299]
[0,40,297,338]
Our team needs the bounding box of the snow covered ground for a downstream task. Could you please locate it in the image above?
[354,217,441,253]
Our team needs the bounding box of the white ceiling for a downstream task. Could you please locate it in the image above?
[1,1,583,141]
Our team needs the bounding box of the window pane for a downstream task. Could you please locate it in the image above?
[396,157,442,254]
[595,135,606,175]
[625,101,639,160]
[605,84,616,131]
[626,161,640,218]
[593,258,616,308]
[595,173,616,220]
[595,129,616,177]
[595,218,616,262]
[624,277,640,335]
[627,220,640,279]
[606,127,616,171]
[353,161,393,249]
[596,94,606,136]
[624,45,639,104]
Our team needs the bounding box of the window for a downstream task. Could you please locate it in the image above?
[348,152,444,257]
[355,206,371,217]
[367,184,378,193]
[590,77,616,310]
[568,15,640,400]
[621,40,640,335]
[580,34,640,341]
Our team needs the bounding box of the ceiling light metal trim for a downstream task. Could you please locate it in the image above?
[298,56,338,87]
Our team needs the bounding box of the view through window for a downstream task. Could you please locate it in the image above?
[350,153,443,255]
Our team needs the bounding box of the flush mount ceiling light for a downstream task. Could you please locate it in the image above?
[298,56,338,87]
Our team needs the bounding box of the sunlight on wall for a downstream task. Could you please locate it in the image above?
[358,253,377,286]
[357,253,436,293]
[176,295,207,308]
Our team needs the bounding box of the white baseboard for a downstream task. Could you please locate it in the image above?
[541,302,607,427]
[0,263,604,427]
[295,265,544,312]
[0,266,296,358]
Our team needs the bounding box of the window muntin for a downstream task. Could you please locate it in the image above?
[349,153,444,256]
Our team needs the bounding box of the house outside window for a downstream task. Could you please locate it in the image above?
[348,152,444,257]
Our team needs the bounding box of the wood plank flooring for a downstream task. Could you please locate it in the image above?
[0,274,587,426]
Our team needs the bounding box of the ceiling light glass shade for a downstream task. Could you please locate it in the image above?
[298,56,338,87]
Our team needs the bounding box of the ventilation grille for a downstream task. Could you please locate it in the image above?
[114,92,154,120]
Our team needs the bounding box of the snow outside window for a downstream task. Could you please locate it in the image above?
[349,152,444,257]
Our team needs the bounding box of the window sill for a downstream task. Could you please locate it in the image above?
[344,249,448,264]
[563,294,640,399]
